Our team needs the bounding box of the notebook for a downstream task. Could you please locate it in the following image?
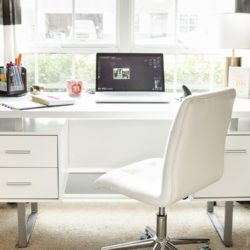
[0,94,75,110]
[95,53,170,103]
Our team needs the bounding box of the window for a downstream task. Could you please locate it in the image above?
[18,0,235,92]
[19,0,116,46]
[74,0,116,44]
[134,0,175,45]
[179,15,198,33]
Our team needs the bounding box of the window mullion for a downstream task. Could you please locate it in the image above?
[34,0,38,85]
[72,0,75,80]
[72,54,76,80]
[72,0,75,41]
[173,55,178,92]
[174,0,178,45]
[117,0,133,52]
[208,56,214,91]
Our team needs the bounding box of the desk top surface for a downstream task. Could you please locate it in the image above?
[0,93,249,119]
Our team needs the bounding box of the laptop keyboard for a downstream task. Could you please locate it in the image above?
[99,92,166,97]
[95,91,170,103]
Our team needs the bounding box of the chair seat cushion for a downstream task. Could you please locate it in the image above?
[95,158,164,206]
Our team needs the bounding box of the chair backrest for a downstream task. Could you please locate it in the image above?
[161,88,236,205]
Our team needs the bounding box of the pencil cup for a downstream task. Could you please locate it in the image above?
[0,66,27,96]
[66,80,82,96]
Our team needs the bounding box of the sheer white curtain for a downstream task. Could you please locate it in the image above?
[0,0,22,65]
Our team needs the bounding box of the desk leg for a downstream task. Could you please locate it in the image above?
[17,203,38,248]
[207,201,233,247]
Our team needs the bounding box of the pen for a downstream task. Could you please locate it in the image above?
[0,66,5,81]
[17,54,22,66]
[47,95,60,100]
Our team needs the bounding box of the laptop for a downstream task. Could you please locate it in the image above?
[95,53,170,103]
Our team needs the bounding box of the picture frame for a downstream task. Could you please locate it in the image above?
[228,66,250,98]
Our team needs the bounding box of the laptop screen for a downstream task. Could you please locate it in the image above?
[96,53,165,92]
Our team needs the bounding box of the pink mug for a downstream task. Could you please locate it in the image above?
[67,80,82,96]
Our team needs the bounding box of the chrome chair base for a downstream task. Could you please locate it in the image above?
[101,208,210,250]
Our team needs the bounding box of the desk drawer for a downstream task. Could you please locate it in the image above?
[194,135,250,199]
[0,168,58,199]
[0,136,57,167]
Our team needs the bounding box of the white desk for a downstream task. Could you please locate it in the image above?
[0,94,250,119]
[0,93,250,247]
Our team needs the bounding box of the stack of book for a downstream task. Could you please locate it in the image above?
[31,94,75,106]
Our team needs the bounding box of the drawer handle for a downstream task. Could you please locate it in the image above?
[224,149,247,154]
[6,182,32,186]
[5,150,31,154]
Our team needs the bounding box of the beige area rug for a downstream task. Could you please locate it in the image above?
[0,201,250,250]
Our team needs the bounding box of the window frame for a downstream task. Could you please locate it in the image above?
[21,0,233,92]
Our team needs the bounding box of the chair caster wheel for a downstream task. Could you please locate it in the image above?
[200,246,211,250]
[139,232,152,240]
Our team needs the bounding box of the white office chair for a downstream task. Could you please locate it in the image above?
[95,88,236,250]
